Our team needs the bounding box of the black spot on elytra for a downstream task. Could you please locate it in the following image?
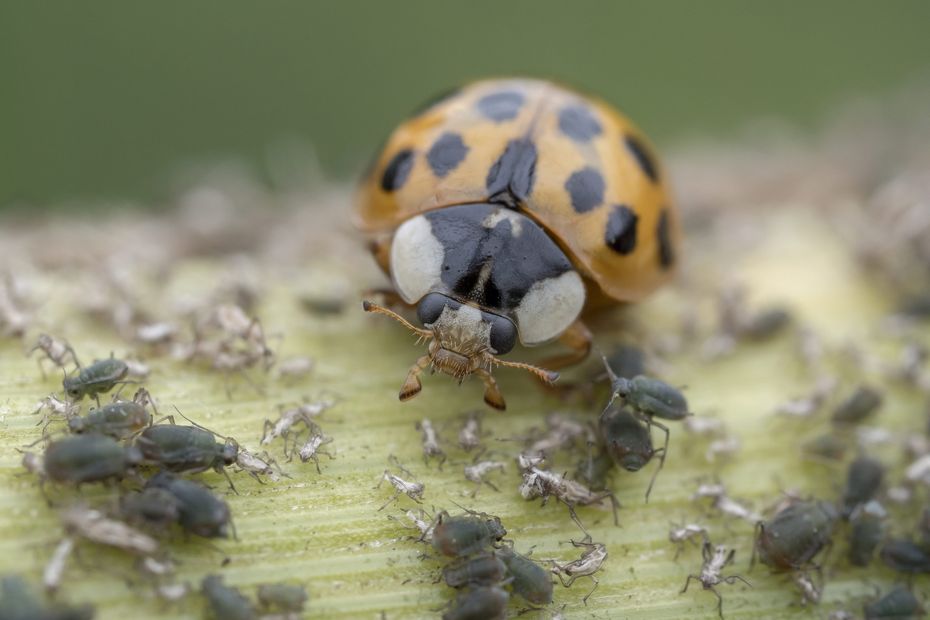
[657,209,675,269]
[559,105,602,142]
[410,86,460,117]
[625,135,659,183]
[476,91,525,122]
[605,205,638,254]
[380,149,414,192]
[486,139,537,206]
[565,167,605,213]
[427,132,469,178]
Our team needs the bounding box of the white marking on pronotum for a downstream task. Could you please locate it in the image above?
[390,215,444,304]
[482,208,525,236]
[514,271,585,345]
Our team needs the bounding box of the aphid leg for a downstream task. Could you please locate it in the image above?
[219,467,239,495]
[749,522,763,570]
[712,586,725,620]
[644,417,670,502]
[680,573,700,594]
[378,490,401,512]
[582,576,599,605]
[566,503,590,537]
[400,355,431,402]
[723,574,752,588]
[474,368,506,411]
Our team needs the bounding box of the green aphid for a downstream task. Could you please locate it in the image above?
[62,357,129,404]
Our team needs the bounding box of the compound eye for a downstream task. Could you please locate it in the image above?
[488,315,517,355]
[416,292,451,326]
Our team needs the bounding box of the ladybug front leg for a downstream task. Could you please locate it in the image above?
[537,319,592,372]
[399,355,431,402]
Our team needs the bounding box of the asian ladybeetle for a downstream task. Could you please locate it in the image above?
[358,78,680,410]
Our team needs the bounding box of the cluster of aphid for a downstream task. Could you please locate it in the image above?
[13,334,324,618]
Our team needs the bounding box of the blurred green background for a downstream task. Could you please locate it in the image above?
[2,0,930,208]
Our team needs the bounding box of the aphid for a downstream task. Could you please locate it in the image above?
[499,546,554,605]
[605,369,691,422]
[295,423,334,472]
[442,585,509,620]
[120,487,182,531]
[680,540,751,619]
[573,446,614,491]
[549,535,607,604]
[520,466,620,528]
[458,411,483,453]
[669,522,708,558]
[848,500,887,567]
[276,356,314,379]
[841,456,885,519]
[201,574,256,620]
[136,423,239,489]
[1,574,94,620]
[692,483,762,523]
[67,388,155,439]
[377,459,425,510]
[599,405,665,499]
[29,333,81,378]
[442,551,508,588]
[44,434,142,485]
[62,357,130,404]
[880,539,930,574]
[261,398,334,447]
[43,537,75,593]
[754,499,839,571]
[863,585,924,620]
[774,376,837,418]
[431,511,506,557]
[792,571,821,605]
[298,290,348,316]
[463,460,506,496]
[147,472,233,539]
[61,504,159,555]
[740,307,792,341]
[832,385,883,425]
[235,447,282,482]
[256,583,308,615]
[416,418,446,467]
[801,433,847,461]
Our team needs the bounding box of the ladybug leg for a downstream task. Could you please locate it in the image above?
[399,355,431,402]
[537,319,592,371]
[367,234,393,275]
[474,368,506,411]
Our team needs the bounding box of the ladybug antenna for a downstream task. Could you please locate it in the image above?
[362,301,433,339]
[493,357,559,385]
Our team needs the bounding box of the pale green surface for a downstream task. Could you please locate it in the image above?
[0,204,926,620]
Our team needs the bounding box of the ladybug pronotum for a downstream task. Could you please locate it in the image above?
[357,78,681,410]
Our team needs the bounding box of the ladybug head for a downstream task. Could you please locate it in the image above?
[362,298,557,410]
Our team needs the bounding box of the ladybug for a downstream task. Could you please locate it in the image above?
[358,78,680,410]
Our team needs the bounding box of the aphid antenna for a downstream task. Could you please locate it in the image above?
[171,405,229,439]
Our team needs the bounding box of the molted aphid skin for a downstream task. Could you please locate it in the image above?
[62,357,129,402]
[201,575,255,620]
[863,586,924,620]
[498,547,554,606]
[358,78,681,408]
[431,512,506,558]
[44,435,141,485]
[442,586,509,620]
[755,500,839,570]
